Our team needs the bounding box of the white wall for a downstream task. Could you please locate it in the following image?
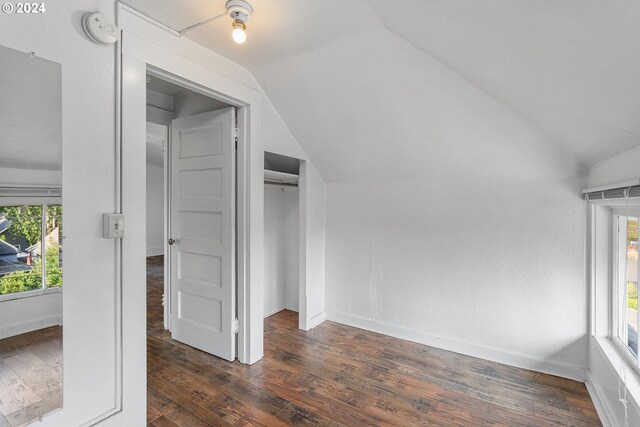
[146,162,164,256]
[264,185,299,317]
[0,293,62,340]
[325,177,587,379]
[0,1,122,425]
[0,2,326,422]
[0,45,61,171]
[301,29,589,380]
[0,166,61,188]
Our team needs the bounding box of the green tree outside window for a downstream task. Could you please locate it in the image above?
[0,205,62,295]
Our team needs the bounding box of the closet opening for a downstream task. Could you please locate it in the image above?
[264,152,301,327]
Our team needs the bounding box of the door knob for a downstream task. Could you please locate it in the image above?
[168,238,178,245]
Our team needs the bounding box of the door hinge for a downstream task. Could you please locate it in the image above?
[233,318,239,334]
[235,124,239,149]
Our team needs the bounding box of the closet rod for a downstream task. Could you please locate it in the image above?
[264,181,298,188]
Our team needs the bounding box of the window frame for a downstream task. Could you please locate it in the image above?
[0,196,62,302]
[611,208,640,374]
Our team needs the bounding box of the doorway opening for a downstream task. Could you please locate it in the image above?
[264,152,300,325]
[145,73,238,363]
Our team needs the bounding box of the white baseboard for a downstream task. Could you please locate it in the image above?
[0,315,62,340]
[146,246,164,257]
[585,372,614,427]
[285,303,299,313]
[308,311,327,330]
[325,310,586,382]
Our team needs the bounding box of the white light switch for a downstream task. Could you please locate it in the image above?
[103,213,125,239]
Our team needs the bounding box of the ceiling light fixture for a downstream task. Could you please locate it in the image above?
[178,0,253,44]
[231,19,247,44]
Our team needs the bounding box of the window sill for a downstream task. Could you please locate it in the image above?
[0,287,62,303]
[594,336,640,413]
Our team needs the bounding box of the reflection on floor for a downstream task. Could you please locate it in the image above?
[0,326,62,427]
[146,255,601,426]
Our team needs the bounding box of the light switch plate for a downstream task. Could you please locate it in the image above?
[103,213,125,239]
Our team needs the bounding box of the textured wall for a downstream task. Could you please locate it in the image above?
[309,30,589,377]
[325,177,587,376]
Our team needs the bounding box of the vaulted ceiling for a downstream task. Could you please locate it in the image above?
[123,0,640,182]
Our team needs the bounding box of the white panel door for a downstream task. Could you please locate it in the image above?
[170,107,236,361]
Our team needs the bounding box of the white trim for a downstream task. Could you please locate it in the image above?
[594,336,640,416]
[121,35,264,365]
[0,286,62,303]
[0,314,62,340]
[326,310,587,382]
[585,372,614,427]
[610,212,640,378]
[297,160,309,330]
[611,208,640,217]
[162,122,171,332]
[308,311,326,330]
[0,196,61,206]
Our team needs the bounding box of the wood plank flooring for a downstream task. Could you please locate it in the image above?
[146,256,601,426]
[0,326,62,427]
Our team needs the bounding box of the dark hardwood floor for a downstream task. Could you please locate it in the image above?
[0,326,62,427]
[146,256,601,426]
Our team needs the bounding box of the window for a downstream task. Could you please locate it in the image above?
[614,214,639,361]
[0,204,62,296]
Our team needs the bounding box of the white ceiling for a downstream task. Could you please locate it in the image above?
[124,0,640,181]
[124,0,382,68]
[367,0,640,168]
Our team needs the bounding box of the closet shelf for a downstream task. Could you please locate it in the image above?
[264,169,298,185]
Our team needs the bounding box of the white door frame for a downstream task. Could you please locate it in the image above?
[118,5,264,363]
[145,106,173,333]
[298,160,309,330]
[137,64,262,361]
[118,1,264,382]
[263,155,311,330]
[144,120,171,331]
